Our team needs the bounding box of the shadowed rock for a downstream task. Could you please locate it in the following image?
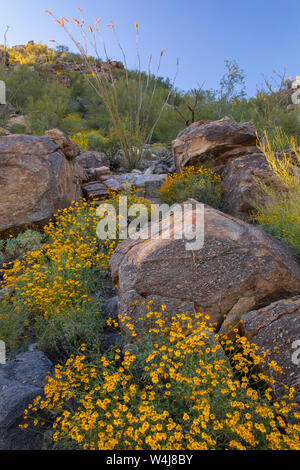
[110,201,300,330]
[0,134,82,234]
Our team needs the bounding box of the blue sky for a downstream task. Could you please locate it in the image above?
[0,0,299,96]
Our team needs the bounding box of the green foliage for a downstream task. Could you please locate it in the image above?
[219,59,246,102]
[60,113,88,135]
[254,186,300,254]
[267,127,296,152]
[254,134,300,254]
[4,230,44,256]
[86,130,106,151]
[149,143,169,158]
[8,42,58,65]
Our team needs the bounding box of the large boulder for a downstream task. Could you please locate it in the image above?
[172,117,257,172]
[0,134,82,234]
[0,350,53,449]
[0,50,9,67]
[239,297,300,415]
[110,201,300,330]
[221,151,284,219]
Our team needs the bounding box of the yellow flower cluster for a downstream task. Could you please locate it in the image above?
[22,305,300,450]
[1,199,100,322]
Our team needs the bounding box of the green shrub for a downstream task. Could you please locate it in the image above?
[0,300,30,356]
[22,308,300,450]
[25,86,71,134]
[267,127,296,152]
[87,130,106,151]
[0,188,151,361]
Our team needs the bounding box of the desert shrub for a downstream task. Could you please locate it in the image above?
[8,42,58,65]
[22,307,300,450]
[9,123,27,134]
[0,188,152,359]
[157,166,222,208]
[254,188,300,252]
[254,133,300,253]
[266,127,297,152]
[70,130,120,156]
[70,130,89,150]
[0,300,30,355]
[86,130,105,151]
[0,65,55,111]
[5,229,44,256]
[60,113,88,135]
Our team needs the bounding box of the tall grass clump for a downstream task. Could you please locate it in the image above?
[46,9,178,170]
[254,131,300,253]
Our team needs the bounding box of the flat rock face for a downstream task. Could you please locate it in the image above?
[239,297,300,414]
[0,134,82,234]
[110,201,300,329]
[173,117,257,172]
[0,351,53,449]
[221,152,284,219]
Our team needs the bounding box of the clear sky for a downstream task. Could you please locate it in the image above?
[0,0,299,96]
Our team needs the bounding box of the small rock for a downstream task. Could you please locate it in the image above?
[45,128,80,160]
